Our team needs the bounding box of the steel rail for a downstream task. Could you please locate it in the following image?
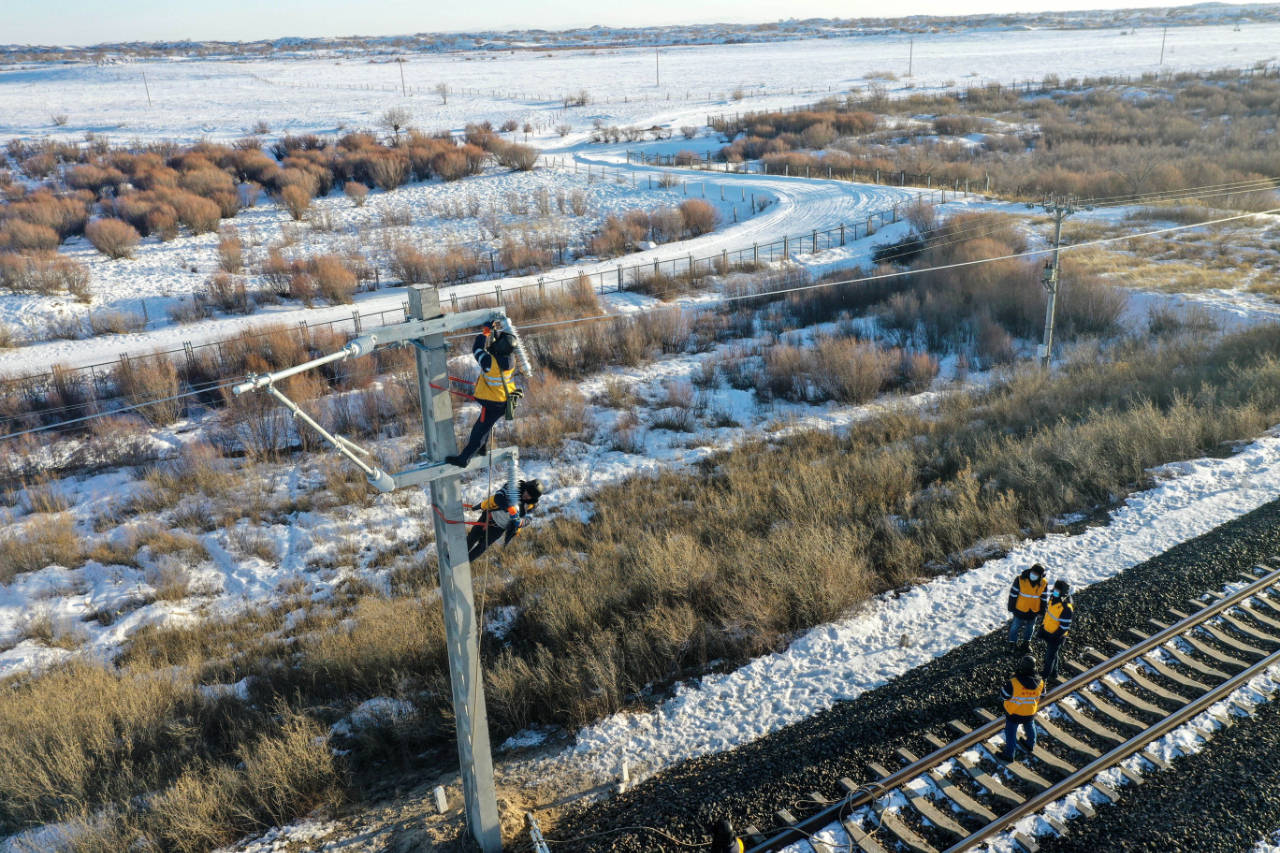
[746,562,1280,852]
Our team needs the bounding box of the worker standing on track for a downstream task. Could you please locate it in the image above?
[1000,654,1044,761]
[446,321,523,468]
[1038,580,1074,681]
[1007,563,1048,653]
[466,479,542,561]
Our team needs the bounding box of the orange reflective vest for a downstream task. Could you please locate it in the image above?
[1043,600,1072,634]
[1014,576,1048,614]
[1003,677,1044,717]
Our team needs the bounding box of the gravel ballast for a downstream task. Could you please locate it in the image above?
[549,496,1280,851]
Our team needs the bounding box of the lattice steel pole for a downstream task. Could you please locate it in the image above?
[408,284,502,852]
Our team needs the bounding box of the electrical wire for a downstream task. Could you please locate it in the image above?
[4,192,1275,444]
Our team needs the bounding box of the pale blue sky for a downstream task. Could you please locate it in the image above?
[4,0,1260,46]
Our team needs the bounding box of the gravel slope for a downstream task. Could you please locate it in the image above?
[547,496,1280,852]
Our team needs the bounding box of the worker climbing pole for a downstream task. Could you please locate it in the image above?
[231,283,539,853]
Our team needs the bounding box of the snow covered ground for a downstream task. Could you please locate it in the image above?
[4,25,1280,146]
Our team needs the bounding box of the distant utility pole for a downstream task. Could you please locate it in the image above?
[908,36,914,78]
[1038,195,1077,368]
[142,72,152,108]
[397,58,407,96]
[1159,26,1168,65]
[655,47,660,87]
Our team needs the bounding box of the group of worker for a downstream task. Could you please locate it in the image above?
[446,320,542,561]
[1001,562,1075,761]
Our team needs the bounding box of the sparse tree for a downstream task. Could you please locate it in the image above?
[382,107,411,140]
[344,181,370,207]
[434,82,449,105]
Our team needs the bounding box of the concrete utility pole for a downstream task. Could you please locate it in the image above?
[655,47,660,87]
[908,36,914,78]
[397,58,407,96]
[1159,26,1168,65]
[408,285,502,852]
[232,288,513,853]
[1038,196,1077,368]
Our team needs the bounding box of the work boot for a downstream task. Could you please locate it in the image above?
[1018,641,1030,655]
[445,454,468,468]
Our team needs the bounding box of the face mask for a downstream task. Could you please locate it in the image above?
[1030,573,1041,582]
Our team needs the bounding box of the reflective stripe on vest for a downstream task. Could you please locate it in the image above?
[1015,576,1047,613]
[473,362,516,402]
[1044,601,1068,633]
[1003,678,1043,716]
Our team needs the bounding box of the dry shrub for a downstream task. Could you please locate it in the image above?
[389,243,431,284]
[216,230,243,273]
[113,353,181,425]
[307,254,356,304]
[279,185,311,221]
[0,513,82,581]
[0,252,89,299]
[343,181,369,207]
[493,142,538,171]
[204,271,252,314]
[85,218,140,259]
[88,308,146,335]
[0,323,15,349]
[2,220,60,251]
[170,192,221,235]
[510,374,592,457]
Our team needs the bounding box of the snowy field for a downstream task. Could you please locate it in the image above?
[4,25,1280,145]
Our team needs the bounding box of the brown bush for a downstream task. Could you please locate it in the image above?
[307,254,357,304]
[2,220,60,251]
[170,192,221,234]
[493,142,538,171]
[343,181,369,207]
[390,243,431,284]
[85,218,141,259]
[367,151,409,191]
[279,185,311,221]
[205,272,252,314]
[113,353,182,425]
[217,230,243,273]
[430,150,470,182]
[0,513,83,581]
[679,199,719,236]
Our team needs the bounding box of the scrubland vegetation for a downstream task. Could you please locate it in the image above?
[712,71,1280,207]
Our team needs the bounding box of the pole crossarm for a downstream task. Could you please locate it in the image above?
[388,446,518,491]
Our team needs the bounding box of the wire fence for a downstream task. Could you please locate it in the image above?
[0,186,948,396]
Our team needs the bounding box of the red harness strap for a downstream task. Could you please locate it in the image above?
[431,504,485,527]
[428,380,477,402]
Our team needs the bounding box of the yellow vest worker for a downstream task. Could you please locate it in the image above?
[1000,655,1044,761]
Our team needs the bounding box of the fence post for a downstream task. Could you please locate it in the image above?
[494,285,503,305]
[352,310,362,334]
[617,266,623,291]
[839,223,846,246]
[753,242,758,264]
[811,229,817,253]
[783,235,789,258]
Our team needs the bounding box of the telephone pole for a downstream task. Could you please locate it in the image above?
[908,36,914,78]
[1159,26,1168,65]
[655,47,660,87]
[1038,195,1076,368]
[397,57,407,96]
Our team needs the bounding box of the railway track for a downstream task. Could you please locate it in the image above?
[737,562,1280,853]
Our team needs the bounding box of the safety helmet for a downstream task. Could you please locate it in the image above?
[1016,655,1036,676]
[1052,579,1070,596]
[519,479,543,502]
[491,331,516,357]
[1028,563,1044,580]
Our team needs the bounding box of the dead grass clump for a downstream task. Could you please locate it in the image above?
[510,375,592,457]
[84,218,140,259]
[0,513,82,581]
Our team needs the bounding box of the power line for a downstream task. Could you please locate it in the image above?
[3,202,1275,444]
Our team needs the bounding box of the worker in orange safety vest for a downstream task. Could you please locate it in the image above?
[1006,563,1048,653]
[999,654,1044,761]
